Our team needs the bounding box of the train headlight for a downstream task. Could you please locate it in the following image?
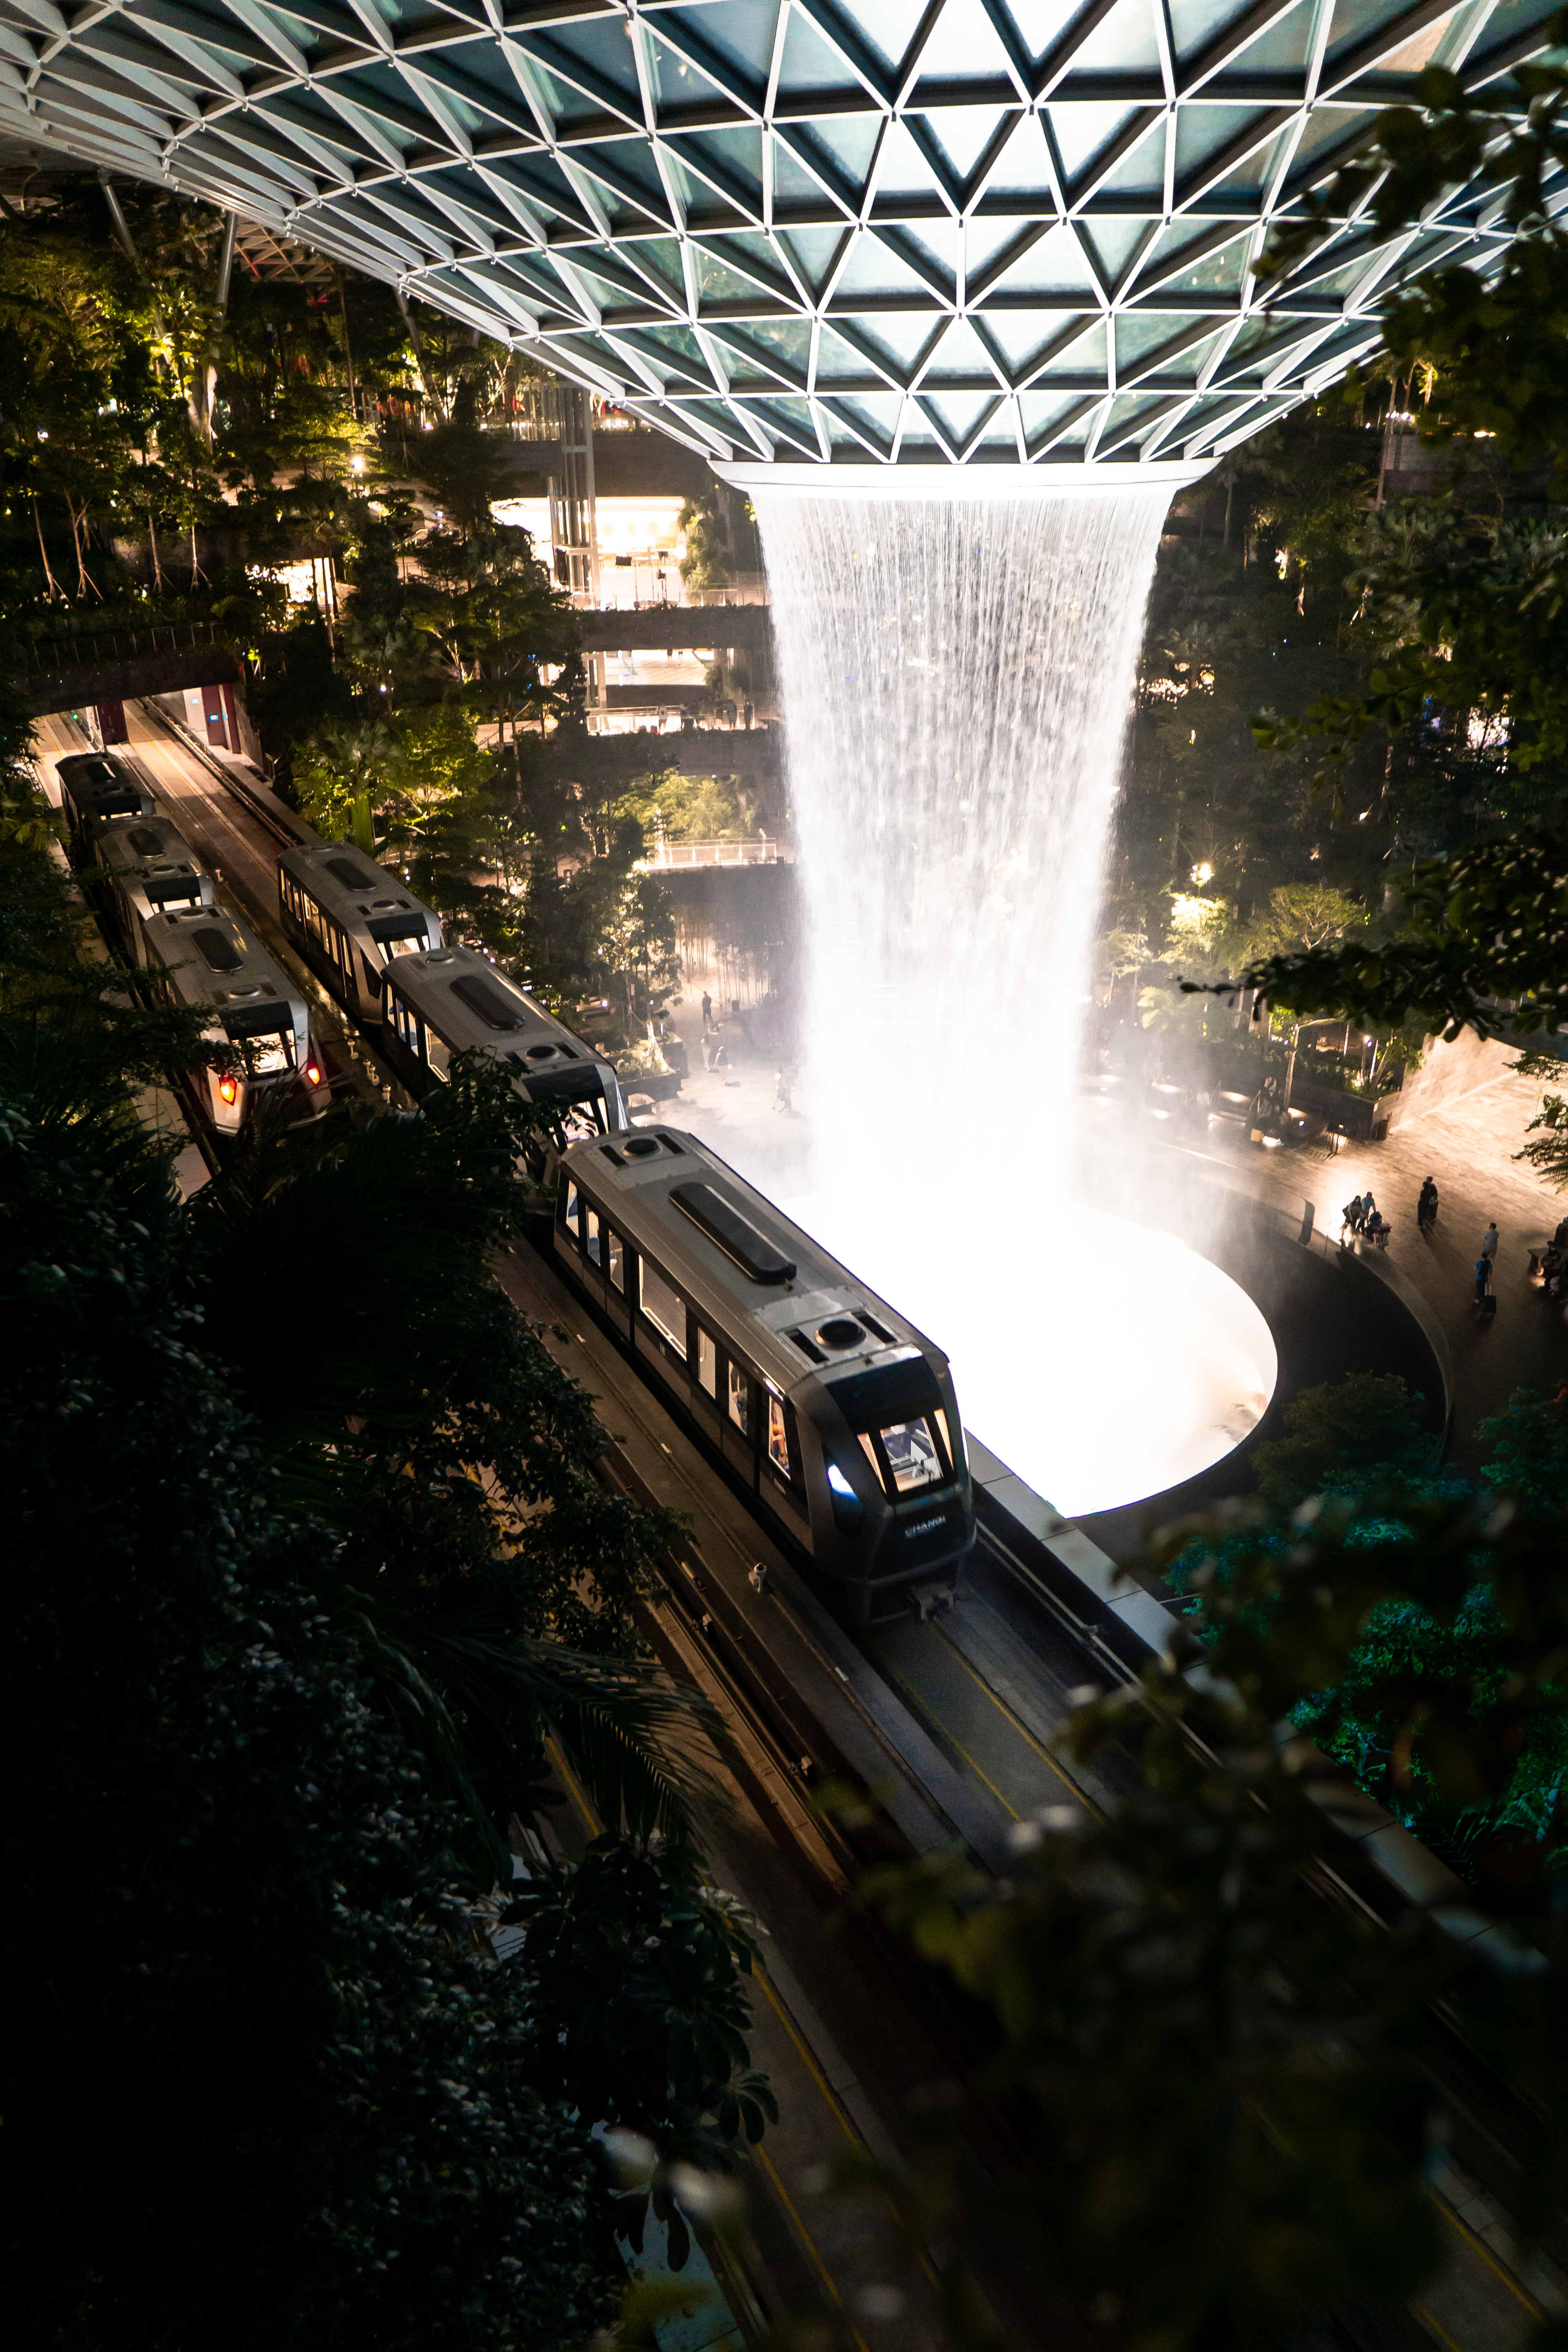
[218,1075,238,1106]
[826,1464,855,1498]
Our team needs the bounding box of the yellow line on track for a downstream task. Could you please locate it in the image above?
[932,1630,1102,1819]
[752,2141,871,2352]
[875,1660,1021,1820]
[1434,2192,1544,2317]
[1410,2299,1463,2350]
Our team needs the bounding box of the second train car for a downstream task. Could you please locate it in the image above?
[277,841,443,1024]
[553,1125,973,1625]
[382,944,628,1133]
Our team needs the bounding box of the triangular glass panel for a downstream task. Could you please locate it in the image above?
[1038,317,1108,378]
[778,226,849,296]
[833,229,944,299]
[1050,102,1147,183]
[975,308,1092,373]
[709,315,812,379]
[1167,0,1249,68]
[1116,311,1194,369]
[874,118,950,201]
[647,39,734,114]
[919,315,1000,380]
[1141,228,1250,299]
[918,106,1013,183]
[965,215,1034,287]
[1091,121,1169,198]
[803,113,884,198]
[660,1,781,90]
[840,309,942,372]
[922,390,997,442]
[985,220,1101,295]
[670,125,766,210]
[620,235,686,300]
[771,136,840,204]
[985,113,1058,199]
[533,18,643,107]
[1003,0,1089,70]
[896,217,960,289]
[849,0,929,76]
[775,7,866,96]
[1079,218,1151,289]
[716,230,795,298]
[1070,0,1163,73]
[1234,0,1313,73]
[691,245,771,302]
[814,322,883,383]
[1380,9,1458,74]
[1175,105,1270,181]
[911,0,1022,81]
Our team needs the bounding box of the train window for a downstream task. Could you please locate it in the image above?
[425,1028,451,1079]
[584,1207,602,1266]
[608,1232,625,1293]
[766,1395,791,1480]
[727,1361,751,1437]
[639,1257,687,1358]
[563,1182,580,1239]
[696,1327,717,1398]
[933,1408,960,1476]
[878,1418,944,1495]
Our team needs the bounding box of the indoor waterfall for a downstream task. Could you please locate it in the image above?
[727,476,1276,1517]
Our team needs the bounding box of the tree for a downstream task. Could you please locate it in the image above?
[1251,1372,1434,1509]
[1477,1385,1568,1510]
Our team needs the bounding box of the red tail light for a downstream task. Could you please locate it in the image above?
[218,1076,238,1106]
[305,1060,323,1088]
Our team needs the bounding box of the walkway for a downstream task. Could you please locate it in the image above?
[1165,1102,1566,1468]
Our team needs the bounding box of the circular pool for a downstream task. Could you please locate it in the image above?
[787,1196,1277,1518]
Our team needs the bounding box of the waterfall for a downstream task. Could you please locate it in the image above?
[752,484,1171,1203]
[722,479,1274,1517]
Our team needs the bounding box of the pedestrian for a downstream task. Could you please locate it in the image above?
[1360,1190,1376,1234]
[1474,1255,1495,1313]
[1417,1176,1439,1231]
[1365,1209,1390,1249]
[1480,1220,1500,1262]
[701,989,713,1033]
[772,1068,791,1114]
[1340,1192,1364,1244]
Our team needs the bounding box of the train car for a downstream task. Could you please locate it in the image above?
[277,841,443,1024]
[382,945,628,1133]
[56,750,154,862]
[140,903,325,1137]
[553,1127,973,1626]
[90,814,215,966]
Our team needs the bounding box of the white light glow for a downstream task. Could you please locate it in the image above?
[789,1194,1276,1518]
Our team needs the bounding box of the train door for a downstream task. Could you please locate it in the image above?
[721,1355,759,1490]
[603,1226,632,1337]
[691,1322,721,1440]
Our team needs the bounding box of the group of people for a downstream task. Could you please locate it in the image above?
[697,988,795,1112]
[1533,1214,1568,1303]
[1340,1191,1390,1249]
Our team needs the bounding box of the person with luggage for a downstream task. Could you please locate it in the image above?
[1340,1193,1365,1245]
[1364,1208,1390,1249]
[1475,1256,1496,1315]
[1417,1177,1439,1232]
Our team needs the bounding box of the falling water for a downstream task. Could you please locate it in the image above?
[755,485,1171,1198]
[740,481,1276,1516]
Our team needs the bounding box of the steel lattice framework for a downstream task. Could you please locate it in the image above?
[0,0,1559,468]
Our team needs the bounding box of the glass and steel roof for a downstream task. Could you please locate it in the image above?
[0,0,1558,469]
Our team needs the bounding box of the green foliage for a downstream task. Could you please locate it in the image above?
[1251,1373,1434,1509]
[506,1838,778,2165]
[1516,1086,1568,1191]
[0,831,771,2342]
[609,763,758,846]
[1478,1386,1568,1512]
[1206,833,1568,1042]
[677,486,730,592]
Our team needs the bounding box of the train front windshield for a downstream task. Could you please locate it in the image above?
[854,1406,957,1498]
[223,1014,296,1075]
